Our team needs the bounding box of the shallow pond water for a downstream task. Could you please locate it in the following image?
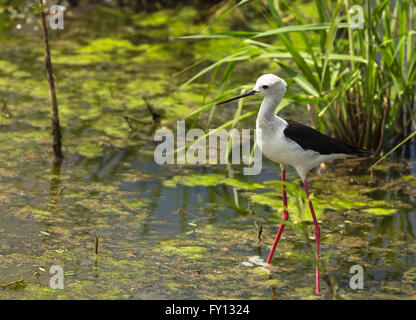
[0,4,415,299]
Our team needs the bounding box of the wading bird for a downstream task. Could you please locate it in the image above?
[217,74,369,294]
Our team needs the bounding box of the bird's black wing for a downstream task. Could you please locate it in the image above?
[283,119,369,156]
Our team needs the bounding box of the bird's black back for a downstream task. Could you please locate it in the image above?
[283,119,369,156]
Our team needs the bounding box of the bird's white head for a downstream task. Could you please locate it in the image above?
[217,74,287,106]
[253,74,287,96]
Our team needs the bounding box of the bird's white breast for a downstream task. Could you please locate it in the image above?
[256,116,302,165]
[256,115,344,179]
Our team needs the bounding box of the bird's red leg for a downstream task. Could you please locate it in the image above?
[266,167,289,265]
[303,179,320,294]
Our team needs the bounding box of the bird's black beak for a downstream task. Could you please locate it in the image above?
[216,89,257,105]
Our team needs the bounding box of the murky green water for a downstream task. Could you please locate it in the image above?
[0,4,415,299]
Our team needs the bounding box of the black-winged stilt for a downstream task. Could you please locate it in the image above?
[218,74,370,294]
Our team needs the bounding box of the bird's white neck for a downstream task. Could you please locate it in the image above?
[257,91,285,125]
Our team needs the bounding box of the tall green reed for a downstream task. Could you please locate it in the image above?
[180,0,416,158]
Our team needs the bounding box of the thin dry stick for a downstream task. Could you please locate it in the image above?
[51,186,65,203]
[257,223,263,243]
[95,236,99,255]
[1,279,24,288]
[2,97,10,118]
[123,116,135,131]
[39,1,63,162]
[142,97,161,123]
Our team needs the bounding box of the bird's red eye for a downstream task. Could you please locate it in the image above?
[262,85,269,89]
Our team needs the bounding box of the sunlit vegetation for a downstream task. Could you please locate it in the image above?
[0,0,415,300]
[181,0,416,159]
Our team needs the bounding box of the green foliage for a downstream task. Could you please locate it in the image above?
[181,0,416,155]
[0,1,415,300]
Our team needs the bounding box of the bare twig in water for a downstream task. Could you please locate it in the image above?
[123,115,152,131]
[143,97,161,124]
[39,0,63,163]
[1,279,24,288]
[2,97,10,118]
[257,223,263,243]
[124,116,135,131]
[51,186,65,203]
[95,236,99,255]
[187,269,201,275]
